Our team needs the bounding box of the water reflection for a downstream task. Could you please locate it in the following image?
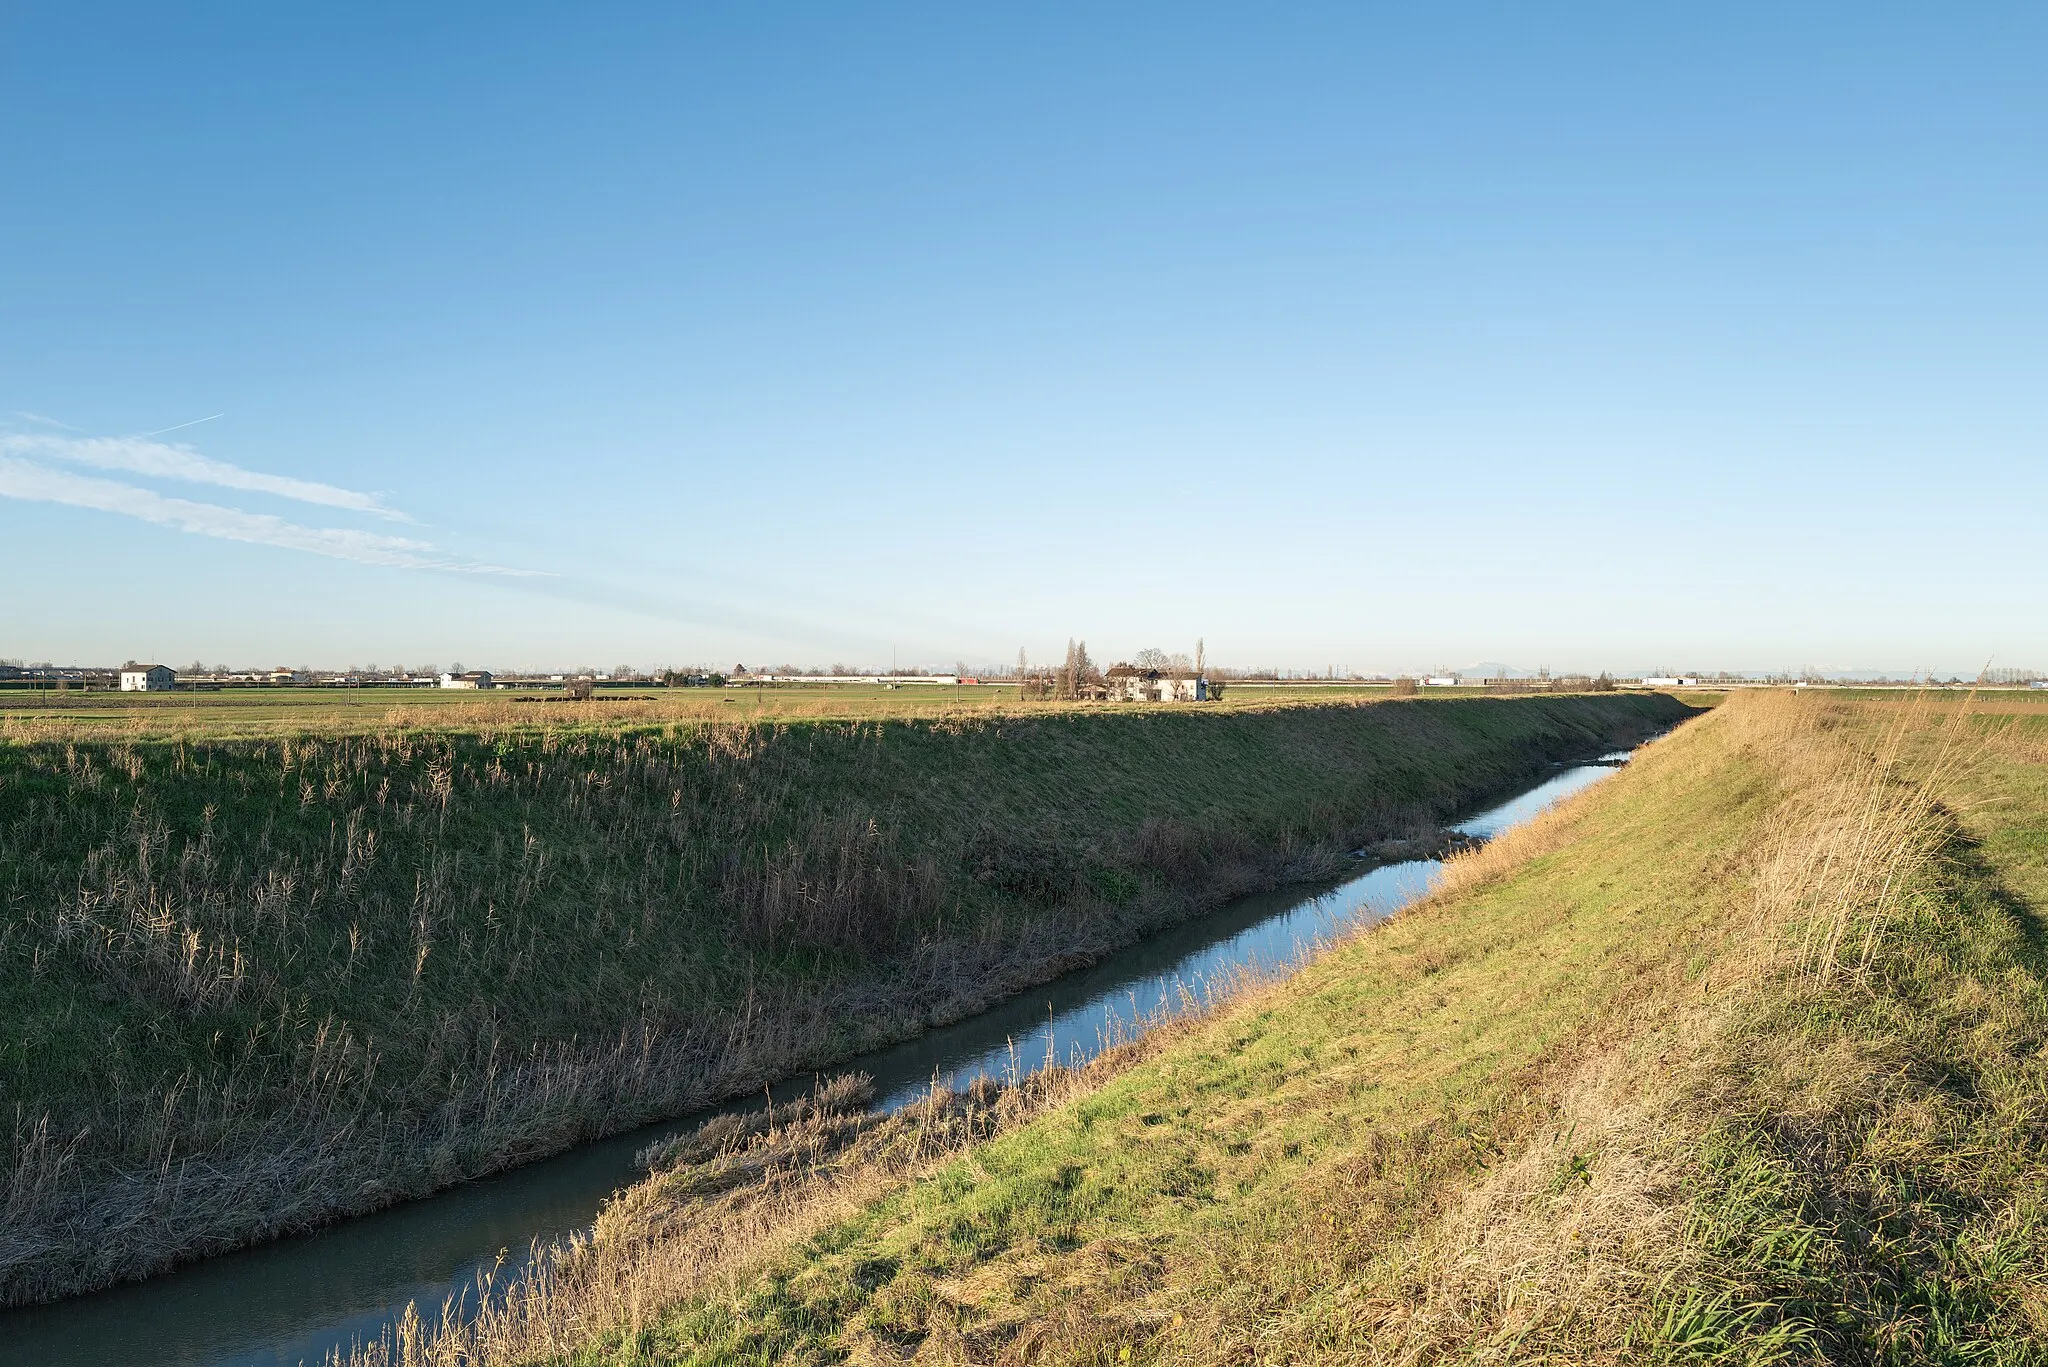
[0,754,1628,1367]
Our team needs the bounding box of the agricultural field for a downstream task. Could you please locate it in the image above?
[381,691,2048,1365]
[0,691,1686,1304]
[0,683,1034,737]
[0,681,1718,740]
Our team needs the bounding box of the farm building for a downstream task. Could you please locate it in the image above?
[119,664,176,692]
[439,670,495,689]
[1104,664,1209,702]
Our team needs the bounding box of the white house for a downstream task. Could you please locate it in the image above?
[439,670,494,689]
[1641,676,1700,688]
[120,664,176,692]
[1103,664,1209,702]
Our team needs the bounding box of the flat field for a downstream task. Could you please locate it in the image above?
[0,682,1716,739]
[0,684,1034,737]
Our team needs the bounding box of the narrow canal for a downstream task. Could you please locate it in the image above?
[0,752,1634,1367]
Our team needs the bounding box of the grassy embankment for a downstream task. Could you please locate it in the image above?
[375,691,2048,1365]
[0,692,1683,1305]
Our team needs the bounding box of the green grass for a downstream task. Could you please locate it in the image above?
[558,694,2048,1366]
[0,692,1685,1305]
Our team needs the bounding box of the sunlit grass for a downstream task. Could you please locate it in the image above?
[0,693,1684,1304]
[443,693,2048,1365]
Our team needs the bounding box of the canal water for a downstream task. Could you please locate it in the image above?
[0,753,1632,1367]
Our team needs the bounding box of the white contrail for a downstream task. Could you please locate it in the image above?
[142,413,225,437]
[0,458,546,576]
[0,432,408,520]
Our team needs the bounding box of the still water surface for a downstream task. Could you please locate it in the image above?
[0,754,1630,1367]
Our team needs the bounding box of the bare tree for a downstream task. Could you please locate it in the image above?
[1056,639,1097,699]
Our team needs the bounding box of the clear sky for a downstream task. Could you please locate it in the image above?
[3,5,2043,676]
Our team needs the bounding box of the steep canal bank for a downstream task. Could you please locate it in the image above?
[0,752,1647,1366]
[0,693,1690,1315]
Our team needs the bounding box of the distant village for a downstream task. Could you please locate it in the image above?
[1,656,2040,698]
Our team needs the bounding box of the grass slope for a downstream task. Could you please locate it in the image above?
[517,693,2048,1366]
[0,693,1682,1304]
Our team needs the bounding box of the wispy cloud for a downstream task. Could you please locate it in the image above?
[0,458,543,576]
[0,432,407,520]
[9,411,84,431]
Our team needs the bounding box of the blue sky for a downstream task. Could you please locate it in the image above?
[3,5,2043,676]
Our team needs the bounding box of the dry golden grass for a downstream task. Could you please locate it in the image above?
[1167,691,2028,1366]
[329,1014,1225,1367]
[447,689,2048,1365]
[1224,692,1993,1365]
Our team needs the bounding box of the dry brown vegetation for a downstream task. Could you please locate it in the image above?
[0,693,1687,1304]
[332,1018,1218,1367]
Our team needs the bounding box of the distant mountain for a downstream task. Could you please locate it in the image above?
[1455,661,1536,679]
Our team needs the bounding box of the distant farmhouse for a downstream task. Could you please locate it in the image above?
[439,670,494,690]
[120,664,176,692]
[1103,664,1209,702]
